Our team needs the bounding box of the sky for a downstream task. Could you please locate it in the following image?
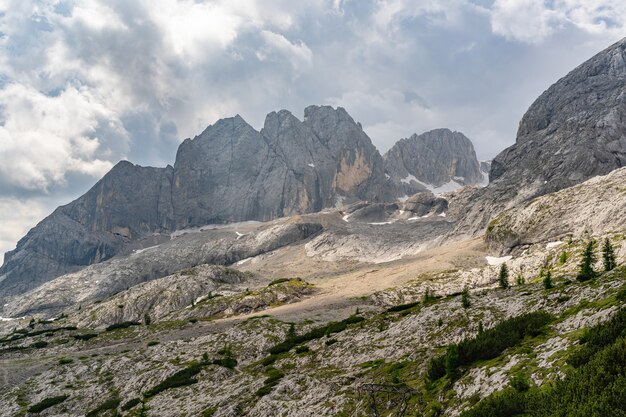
[0,0,625,259]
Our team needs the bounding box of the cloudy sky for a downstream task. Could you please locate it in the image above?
[0,0,625,258]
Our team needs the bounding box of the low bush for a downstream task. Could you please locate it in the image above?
[121,398,141,411]
[27,394,69,413]
[73,333,98,341]
[386,301,420,313]
[105,321,141,332]
[85,397,120,417]
[143,362,204,397]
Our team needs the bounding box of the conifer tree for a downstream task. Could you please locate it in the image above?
[602,238,617,272]
[543,270,553,289]
[578,239,597,281]
[498,263,509,288]
[461,286,471,308]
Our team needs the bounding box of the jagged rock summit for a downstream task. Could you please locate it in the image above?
[384,128,484,194]
[1,106,402,299]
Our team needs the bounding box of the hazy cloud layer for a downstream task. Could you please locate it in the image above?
[0,0,624,257]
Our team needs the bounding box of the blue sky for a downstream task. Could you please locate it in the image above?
[0,0,625,258]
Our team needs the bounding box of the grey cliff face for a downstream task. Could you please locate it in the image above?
[452,38,626,238]
[0,162,174,299]
[384,128,483,193]
[0,106,400,299]
[491,38,626,194]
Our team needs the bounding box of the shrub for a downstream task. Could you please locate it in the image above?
[121,398,141,411]
[461,287,471,308]
[58,357,74,365]
[31,341,48,349]
[144,363,204,397]
[86,397,120,417]
[73,333,98,341]
[428,311,552,381]
[105,321,141,332]
[27,395,69,413]
[147,341,159,347]
[267,314,364,355]
[256,367,284,397]
[567,308,626,368]
[386,301,420,313]
[295,345,310,354]
[269,278,291,286]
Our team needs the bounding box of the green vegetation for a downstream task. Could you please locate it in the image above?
[85,397,120,417]
[143,313,152,326]
[256,367,284,397]
[147,340,159,347]
[73,333,98,341]
[268,314,364,355]
[121,398,141,411]
[558,250,568,265]
[542,270,553,289]
[268,278,291,286]
[461,308,626,417]
[212,344,237,369]
[428,311,553,381]
[143,362,204,398]
[602,238,617,272]
[27,395,69,413]
[105,321,141,332]
[58,357,74,365]
[386,301,420,313]
[461,287,471,308]
[498,264,509,289]
[578,239,597,281]
[567,307,626,368]
[30,341,48,349]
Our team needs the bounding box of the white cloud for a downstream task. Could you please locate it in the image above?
[0,197,49,260]
[258,30,313,73]
[490,0,626,43]
[0,83,118,191]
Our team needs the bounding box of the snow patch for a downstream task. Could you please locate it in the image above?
[546,241,564,249]
[235,231,248,240]
[401,174,419,184]
[335,195,346,208]
[307,163,315,168]
[342,213,351,222]
[170,221,260,239]
[485,255,513,266]
[438,212,447,217]
[236,257,251,266]
[368,221,395,225]
[133,245,159,255]
[402,174,465,195]
[397,195,409,202]
[385,173,391,180]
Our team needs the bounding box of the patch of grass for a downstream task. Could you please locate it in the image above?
[58,357,74,365]
[147,340,159,347]
[268,278,291,286]
[27,395,69,413]
[30,341,48,349]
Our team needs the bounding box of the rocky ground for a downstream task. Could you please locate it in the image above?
[0,230,624,417]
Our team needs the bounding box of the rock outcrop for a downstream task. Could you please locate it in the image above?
[384,128,483,194]
[453,37,626,237]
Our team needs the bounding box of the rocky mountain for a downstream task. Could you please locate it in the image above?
[0,106,398,300]
[384,128,484,194]
[453,37,626,237]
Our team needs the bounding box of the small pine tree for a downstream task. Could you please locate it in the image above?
[578,240,597,281]
[543,270,553,289]
[516,275,525,285]
[143,313,151,326]
[286,323,297,341]
[444,344,459,378]
[558,250,568,265]
[498,263,509,289]
[602,238,617,272]
[478,321,484,334]
[461,286,471,308]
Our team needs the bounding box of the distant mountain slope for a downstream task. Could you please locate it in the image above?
[384,128,483,194]
[0,106,408,300]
